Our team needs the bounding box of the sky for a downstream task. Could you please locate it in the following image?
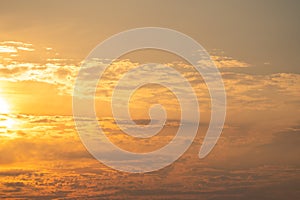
[0,0,299,199]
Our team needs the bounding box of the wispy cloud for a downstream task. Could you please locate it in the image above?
[0,41,34,53]
[0,41,299,115]
[0,46,17,53]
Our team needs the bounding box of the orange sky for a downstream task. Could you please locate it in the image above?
[0,0,299,199]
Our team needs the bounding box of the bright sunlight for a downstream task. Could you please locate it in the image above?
[0,97,9,114]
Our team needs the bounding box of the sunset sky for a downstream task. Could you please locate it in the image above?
[0,0,299,199]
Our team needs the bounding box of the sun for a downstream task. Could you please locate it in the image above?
[0,97,9,114]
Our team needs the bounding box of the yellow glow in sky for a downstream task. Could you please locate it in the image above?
[0,97,9,114]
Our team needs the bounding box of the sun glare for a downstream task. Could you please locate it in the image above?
[0,97,9,114]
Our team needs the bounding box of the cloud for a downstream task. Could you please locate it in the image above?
[209,49,250,68]
[0,112,299,199]
[0,52,298,122]
[0,46,17,53]
[0,64,28,77]
[211,55,250,68]
[0,41,33,47]
[3,182,25,187]
[16,46,34,52]
[0,41,34,53]
[0,41,299,120]
[0,62,77,95]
